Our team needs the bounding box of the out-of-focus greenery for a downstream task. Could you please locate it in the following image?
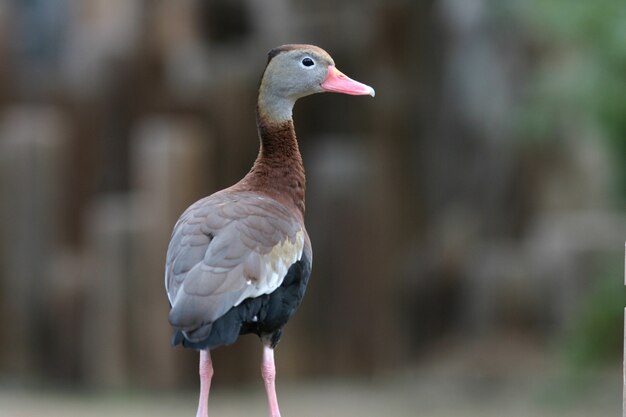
[564,254,624,369]
[534,253,623,407]
[505,0,626,379]
[511,0,626,200]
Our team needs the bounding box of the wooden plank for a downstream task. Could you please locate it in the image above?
[0,106,69,375]
[82,194,136,386]
[129,116,210,387]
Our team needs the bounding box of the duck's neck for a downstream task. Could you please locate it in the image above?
[237,106,306,218]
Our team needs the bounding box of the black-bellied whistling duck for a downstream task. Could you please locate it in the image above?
[165,44,374,417]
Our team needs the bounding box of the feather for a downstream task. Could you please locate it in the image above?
[165,190,307,332]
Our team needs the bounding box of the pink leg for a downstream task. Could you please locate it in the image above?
[261,344,282,417]
[196,350,213,417]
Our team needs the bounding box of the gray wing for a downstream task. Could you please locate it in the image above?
[165,191,306,330]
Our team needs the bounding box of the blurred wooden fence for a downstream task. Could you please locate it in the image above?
[0,0,625,389]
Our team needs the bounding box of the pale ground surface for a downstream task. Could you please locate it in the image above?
[1,367,617,417]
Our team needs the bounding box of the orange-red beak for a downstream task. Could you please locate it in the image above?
[320,66,375,97]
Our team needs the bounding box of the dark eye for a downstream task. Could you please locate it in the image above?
[301,57,315,67]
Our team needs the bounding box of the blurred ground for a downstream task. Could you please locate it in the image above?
[2,343,618,417]
[1,372,616,417]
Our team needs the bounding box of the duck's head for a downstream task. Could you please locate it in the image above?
[258,44,375,122]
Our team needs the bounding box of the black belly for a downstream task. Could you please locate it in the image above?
[173,254,312,350]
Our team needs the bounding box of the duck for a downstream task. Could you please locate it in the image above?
[165,44,374,417]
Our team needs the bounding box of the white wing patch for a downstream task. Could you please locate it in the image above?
[233,229,304,307]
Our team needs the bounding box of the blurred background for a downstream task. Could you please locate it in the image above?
[0,0,625,416]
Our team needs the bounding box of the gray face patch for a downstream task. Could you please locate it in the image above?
[257,46,335,121]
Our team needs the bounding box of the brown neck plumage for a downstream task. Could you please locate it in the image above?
[236,109,306,218]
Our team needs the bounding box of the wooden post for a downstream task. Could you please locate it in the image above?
[82,194,137,387]
[129,116,210,387]
[0,106,69,375]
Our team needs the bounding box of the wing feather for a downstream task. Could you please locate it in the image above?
[165,191,306,330]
